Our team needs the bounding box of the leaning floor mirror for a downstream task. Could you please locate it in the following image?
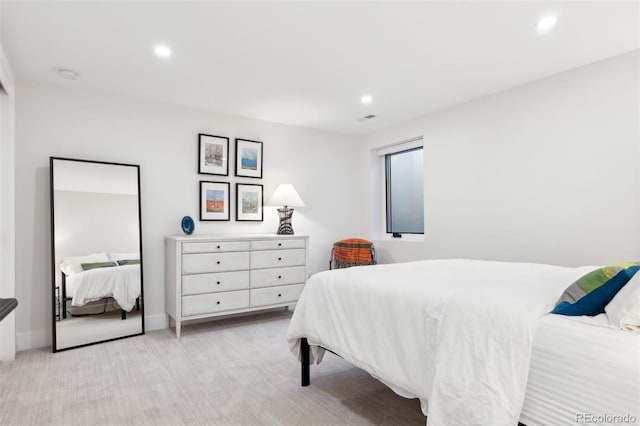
[50,157,144,352]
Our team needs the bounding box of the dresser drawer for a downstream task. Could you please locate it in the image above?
[251,249,305,269]
[250,284,304,307]
[183,241,250,253]
[251,239,305,250]
[182,290,249,317]
[250,266,306,288]
[182,271,250,295]
[182,252,250,274]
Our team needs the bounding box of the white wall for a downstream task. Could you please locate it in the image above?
[15,50,639,350]
[359,50,640,267]
[15,85,365,350]
[0,0,17,360]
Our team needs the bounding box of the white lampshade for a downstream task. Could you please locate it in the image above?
[268,184,305,207]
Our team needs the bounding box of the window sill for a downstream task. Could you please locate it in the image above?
[374,233,425,243]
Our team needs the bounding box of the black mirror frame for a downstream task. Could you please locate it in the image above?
[50,156,145,352]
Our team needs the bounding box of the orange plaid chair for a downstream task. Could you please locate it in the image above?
[329,238,377,270]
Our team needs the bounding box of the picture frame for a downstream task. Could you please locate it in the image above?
[198,134,229,176]
[235,138,263,178]
[200,181,230,221]
[236,183,263,221]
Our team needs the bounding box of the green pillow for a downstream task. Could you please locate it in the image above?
[81,261,118,271]
[116,259,140,266]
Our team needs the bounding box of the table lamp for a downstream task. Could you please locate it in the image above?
[268,184,305,235]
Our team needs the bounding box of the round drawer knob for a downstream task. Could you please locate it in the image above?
[278,294,282,297]
[217,245,221,249]
[216,281,221,285]
[216,301,220,305]
[278,257,282,261]
[278,243,282,247]
[216,261,221,265]
[278,275,282,279]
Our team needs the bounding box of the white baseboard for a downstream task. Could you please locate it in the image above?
[145,313,168,331]
[16,314,169,352]
[16,328,50,352]
[16,310,290,351]
[0,314,16,361]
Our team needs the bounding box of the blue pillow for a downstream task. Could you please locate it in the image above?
[552,265,640,316]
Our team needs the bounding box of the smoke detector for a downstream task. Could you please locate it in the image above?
[357,114,376,122]
[57,68,80,80]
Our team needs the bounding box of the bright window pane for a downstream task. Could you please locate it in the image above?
[386,147,424,234]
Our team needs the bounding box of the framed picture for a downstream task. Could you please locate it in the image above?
[200,181,230,221]
[199,134,229,176]
[236,183,263,221]
[235,138,263,178]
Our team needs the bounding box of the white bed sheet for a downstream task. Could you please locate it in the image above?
[287,259,598,426]
[65,264,141,311]
[521,313,640,426]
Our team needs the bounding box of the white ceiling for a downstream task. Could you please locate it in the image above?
[2,1,638,135]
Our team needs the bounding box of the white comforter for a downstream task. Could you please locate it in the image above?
[67,264,141,312]
[286,259,597,426]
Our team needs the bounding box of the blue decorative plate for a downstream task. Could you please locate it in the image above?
[181,216,195,235]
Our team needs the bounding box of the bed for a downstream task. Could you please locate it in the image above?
[522,314,639,426]
[59,252,141,320]
[286,259,640,426]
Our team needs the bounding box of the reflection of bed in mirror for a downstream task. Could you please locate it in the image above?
[59,253,142,321]
[50,157,144,352]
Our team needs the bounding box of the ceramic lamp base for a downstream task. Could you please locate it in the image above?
[276,206,295,235]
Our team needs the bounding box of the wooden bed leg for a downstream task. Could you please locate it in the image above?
[121,309,126,320]
[301,337,310,386]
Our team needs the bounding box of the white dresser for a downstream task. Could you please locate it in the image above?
[165,234,309,337]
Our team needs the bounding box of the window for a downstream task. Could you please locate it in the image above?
[383,143,424,235]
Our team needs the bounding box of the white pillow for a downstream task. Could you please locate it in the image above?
[605,271,640,330]
[110,252,140,261]
[59,253,110,276]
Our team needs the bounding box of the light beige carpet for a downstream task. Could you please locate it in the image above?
[0,310,425,425]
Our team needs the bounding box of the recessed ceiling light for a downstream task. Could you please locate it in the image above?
[57,68,79,80]
[536,14,557,33]
[154,45,172,58]
[361,95,373,104]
